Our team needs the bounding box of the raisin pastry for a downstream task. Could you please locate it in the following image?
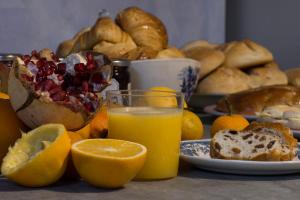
[210,124,298,161]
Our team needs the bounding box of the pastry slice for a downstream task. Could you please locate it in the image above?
[210,125,297,161]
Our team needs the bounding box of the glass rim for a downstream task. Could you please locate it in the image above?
[106,89,183,98]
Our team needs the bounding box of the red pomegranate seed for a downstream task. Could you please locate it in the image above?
[82,81,89,92]
[22,55,31,65]
[86,52,93,62]
[84,102,94,112]
[73,75,82,86]
[57,75,64,81]
[86,61,96,71]
[91,73,103,84]
[56,63,66,75]
[51,90,67,101]
[49,86,61,95]
[51,52,59,62]
[74,63,85,73]
[21,74,33,82]
[43,79,56,91]
[36,59,46,68]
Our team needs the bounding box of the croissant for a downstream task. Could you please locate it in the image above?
[93,40,136,59]
[71,17,136,53]
[121,47,158,60]
[56,27,91,58]
[116,7,168,51]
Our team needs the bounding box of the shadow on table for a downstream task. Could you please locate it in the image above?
[0,177,123,193]
[179,160,300,181]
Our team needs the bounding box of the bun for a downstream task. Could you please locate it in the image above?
[181,40,218,52]
[116,7,168,51]
[248,62,288,88]
[155,47,185,59]
[184,47,225,79]
[219,39,273,69]
[196,67,250,94]
[216,85,300,115]
[286,68,300,87]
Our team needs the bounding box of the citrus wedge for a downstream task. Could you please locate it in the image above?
[71,139,147,188]
[1,124,71,187]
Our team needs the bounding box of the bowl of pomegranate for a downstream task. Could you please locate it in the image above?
[7,49,112,131]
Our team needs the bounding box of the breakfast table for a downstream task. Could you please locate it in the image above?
[1,115,300,200]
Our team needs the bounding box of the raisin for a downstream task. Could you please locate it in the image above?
[229,130,238,135]
[248,141,253,144]
[259,136,266,141]
[252,149,257,153]
[255,144,264,148]
[242,133,253,140]
[254,135,259,139]
[215,142,221,152]
[267,140,276,149]
[232,147,241,154]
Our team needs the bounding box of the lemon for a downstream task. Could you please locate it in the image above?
[1,124,71,187]
[71,139,147,188]
[182,110,204,140]
[148,86,188,108]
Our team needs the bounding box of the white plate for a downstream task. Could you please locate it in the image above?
[203,104,257,120]
[180,139,300,175]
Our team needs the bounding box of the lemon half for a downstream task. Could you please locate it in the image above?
[1,124,71,187]
[71,139,147,188]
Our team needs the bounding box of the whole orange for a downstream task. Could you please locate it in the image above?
[90,105,108,138]
[210,115,249,137]
[63,131,84,180]
[0,92,26,165]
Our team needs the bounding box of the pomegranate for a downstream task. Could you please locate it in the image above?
[8,49,112,130]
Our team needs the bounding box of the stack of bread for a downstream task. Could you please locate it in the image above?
[56,7,185,60]
[181,39,288,95]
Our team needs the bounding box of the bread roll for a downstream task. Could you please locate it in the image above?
[155,47,185,59]
[196,67,250,94]
[219,39,273,69]
[56,27,91,58]
[248,62,288,88]
[216,85,300,115]
[121,47,158,60]
[286,68,300,87]
[184,47,225,79]
[181,40,218,52]
[116,7,168,51]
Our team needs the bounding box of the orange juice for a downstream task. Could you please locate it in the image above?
[108,107,182,180]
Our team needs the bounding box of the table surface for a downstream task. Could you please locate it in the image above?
[2,115,300,200]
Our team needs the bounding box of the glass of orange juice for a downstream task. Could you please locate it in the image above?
[107,90,183,180]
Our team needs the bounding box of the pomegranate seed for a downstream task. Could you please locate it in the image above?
[74,63,85,73]
[43,79,56,91]
[51,52,59,62]
[49,86,61,95]
[31,50,40,58]
[86,52,93,62]
[22,55,31,65]
[82,81,89,92]
[86,61,96,71]
[84,102,94,112]
[36,59,46,68]
[21,74,33,82]
[73,75,82,86]
[56,63,66,75]
[57,75,64,81]
[91,73,103,84]
[51,91,67,101]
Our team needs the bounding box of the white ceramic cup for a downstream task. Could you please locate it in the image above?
[129,58,201,93]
